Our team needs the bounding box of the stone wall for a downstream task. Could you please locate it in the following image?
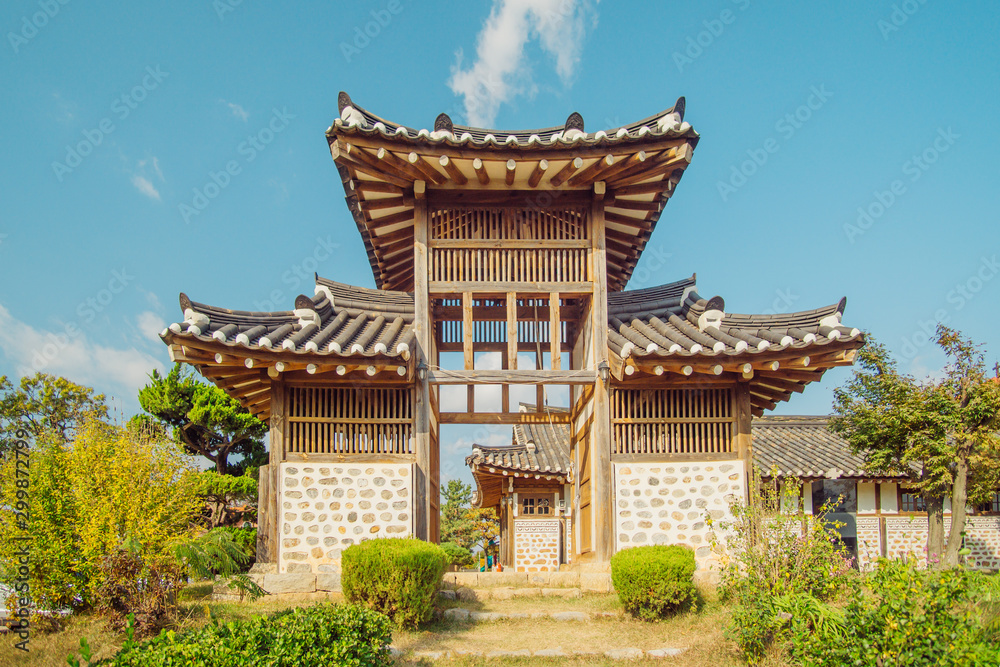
[855,515,882,571]
[613,460,746,574]
[966,516,1000,569]
[514,519,561,572]
[884,515,937,562]
[278,462,413,576]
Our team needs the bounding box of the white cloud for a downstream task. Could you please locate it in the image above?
[131,174,161,201]
[136,311,167,343]
[448,0,598,127]
[0,303,166,408]
[227,102,249,122]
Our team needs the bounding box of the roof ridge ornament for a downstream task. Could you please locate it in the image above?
[698,295,725,331]
[337,91,353,114]
[294,294,321,329]
[431,112,454,140]
[563,112,585,141]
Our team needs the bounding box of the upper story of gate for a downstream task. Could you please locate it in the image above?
[326,92,700,293]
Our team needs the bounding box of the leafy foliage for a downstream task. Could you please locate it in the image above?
[831,329,1000,567]
[208,526,257,569]
[341,538,448,628]
[440,479,477,551]
[0,419,202,615]
[137,364,267,475]
[610,545,696,620]
[716,470,854,663]
[74,603,393,666]
[197,470,258,528]
[170,528,250,581]
[439,541,475,569]
[0,373,107,456]
[93,549,183,636]
[792,559,1000,666]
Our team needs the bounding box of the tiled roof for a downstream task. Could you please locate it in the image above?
[162,276,415,360]
[752,416,902,480]
[465,414,901,483]
[328,92,701,292]
[608,277,862,361]
[331,92,697,151]
[466,405,570,479]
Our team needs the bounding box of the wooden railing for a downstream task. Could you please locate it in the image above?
[286,386,413,456]
[429,207,589,284]
[611,387,734,456]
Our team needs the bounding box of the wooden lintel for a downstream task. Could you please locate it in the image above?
[428,370,596,385]
[439,411,572,425]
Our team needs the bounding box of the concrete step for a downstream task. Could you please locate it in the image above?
[439,586,585,601]
[391,645,686,660]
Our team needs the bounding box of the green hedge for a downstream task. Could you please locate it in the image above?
[341,538,448,628]
[611,545,696,620]
[103,603,392,666]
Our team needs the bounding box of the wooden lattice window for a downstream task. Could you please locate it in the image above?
[521,495,552,516]
[899,491,926,513]
[428,207,590,284]
[611,387,735,456]
[286,386,413,456]
[978,491,1000,514]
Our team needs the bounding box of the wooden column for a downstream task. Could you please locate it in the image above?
[590,185,614,562]
[258,378,284,563]
[735,382,753,495]
[413,185,432,541]
[463,291,474,412]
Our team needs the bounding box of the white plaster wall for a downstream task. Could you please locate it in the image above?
[278,462,413,574]
[857,482,878,514]
[614,460,746,572]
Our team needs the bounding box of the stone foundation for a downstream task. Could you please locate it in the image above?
[514,519,560,572]
[613,460,746,574]
[278,462,413,576]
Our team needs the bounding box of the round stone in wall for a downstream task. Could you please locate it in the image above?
[362,513,375,523]
[293,525,304,535]
[306,488,318,499]
[286,467,298,475]
[374,477,385,486]
[302,477,314,487]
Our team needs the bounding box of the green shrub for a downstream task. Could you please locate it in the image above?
[96,603,392,666]
[341,538,447,628]
[792,558,1000,666]
[209,526,257,570]
[439,541,475,569]
[610,545,696,620]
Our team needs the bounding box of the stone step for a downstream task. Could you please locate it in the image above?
[442,570,613,592]
[440,586,584,601]
[390,645,686,660]
[442,608,620,622]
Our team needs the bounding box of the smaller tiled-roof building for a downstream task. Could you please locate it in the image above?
[467,415,1000,572]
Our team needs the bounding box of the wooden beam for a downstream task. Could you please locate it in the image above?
[413,197,431,541]
[463,291,474,413]
[472,158,490,185]
[590,191,613,563]
[504,159,516,186]
[528,160,549,188]
[363,195,414,211]
[429,281,593,295]
[506,292,518,372]
[567,154,614,187]
[407,152,447,185]
[549,292,561,370]
[352,180,408,195]
[609,180,673,197]
[428,369,596,385]
[376,147,427,182]
[438,155,468,185]
[549,157,583,187]
[439,411,572,425]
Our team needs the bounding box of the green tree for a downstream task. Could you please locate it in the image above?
[198,469,258,528]
[137,364,267,475]
[440,479,477,551]
[0,373,108,455]
[831,327,1000,568]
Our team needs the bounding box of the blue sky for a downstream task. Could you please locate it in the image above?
[1,1,998,481]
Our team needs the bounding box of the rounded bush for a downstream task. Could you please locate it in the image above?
[610,545,696,620]
[341,538,448,628]
[439,541,475,569]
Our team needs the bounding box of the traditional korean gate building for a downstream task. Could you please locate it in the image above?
[162,93,865,582]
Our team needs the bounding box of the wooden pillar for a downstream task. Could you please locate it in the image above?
[590,185,614,562]
[259,379,284,563]
[735,382,753,499]
[413,185,432,541]
[463,291,474,412]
